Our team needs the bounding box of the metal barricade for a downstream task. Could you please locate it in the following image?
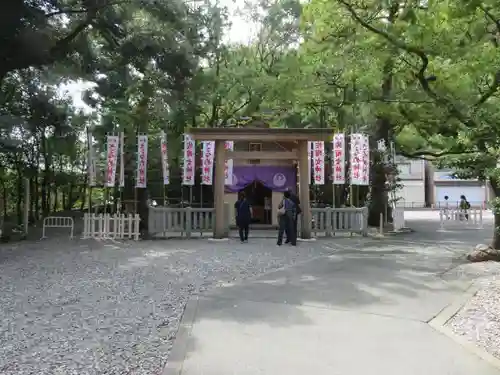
[41,216,75,239]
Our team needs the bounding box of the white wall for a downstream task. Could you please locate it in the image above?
[395,180,426,207]
[433,185,486,207]
[395,157,425,180]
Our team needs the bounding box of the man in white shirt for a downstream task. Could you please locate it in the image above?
[443,195,450,219]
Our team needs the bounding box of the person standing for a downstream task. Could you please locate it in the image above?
[459,194,470,221]
[277,190,297,246]
[285,188,301,243]
[235,191,251,242]
[443,195,450,220]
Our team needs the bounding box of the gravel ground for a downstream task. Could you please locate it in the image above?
[0,238,335,375]
[445,261,500,360]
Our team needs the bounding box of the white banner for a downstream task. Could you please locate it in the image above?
[308,141,312,185]
[160,131,170,185]
[360,134,370,185]
[332,133,346,184]
[201,141,215,185]
[350,133,362,185]
[182,134,195,186]
[350,133,370,185]
[105,135,119,188]
[224,141,234,185]
[312,141,325,185]
[136,135,148,188]
[87,130,97,187]
[119,132,125,188]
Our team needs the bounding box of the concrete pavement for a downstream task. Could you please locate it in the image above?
[163,218,500,375]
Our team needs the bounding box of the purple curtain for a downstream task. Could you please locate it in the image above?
[225,166,296,193]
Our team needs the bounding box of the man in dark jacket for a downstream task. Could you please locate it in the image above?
[285,188,301,243]
[277,190,296,246]
[235,192,252,242]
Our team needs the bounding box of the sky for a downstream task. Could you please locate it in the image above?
[60,0,256,112]
[221,0,259,44]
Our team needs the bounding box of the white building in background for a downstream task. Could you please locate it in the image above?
[428,167,487,208]
[393,156,427,208]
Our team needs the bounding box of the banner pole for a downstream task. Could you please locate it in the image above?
[189,137,194,207]
[331,140,335,208]
[200,141,203,209]
[181,134,185,208]
[134,132,138,215]
[349,132,353,206]
[87,128,93,216]
[104,133,109,217]
[119,131,124,214]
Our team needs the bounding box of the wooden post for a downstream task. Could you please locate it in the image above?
[24,178,29,236]
[298,140,311,239]
[213,140,226,238]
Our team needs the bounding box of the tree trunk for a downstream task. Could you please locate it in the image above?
[367,5,398,227]
[136,93,151,238]
[34,172,40,220]
[493,213,500,249]
[490,178,500,249]
[53,187,58,212]
[80,185,87,211]
[67,182,81,210]
[367,95,392,225]
[29,178,35,223]
[368,146,388,226]
[1,180,6,219]
[137,188,149,236]
[113,185,119,212]
[41,135,50,216]
[16,172,23,225]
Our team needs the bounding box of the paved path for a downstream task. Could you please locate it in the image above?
[164,213,500,375]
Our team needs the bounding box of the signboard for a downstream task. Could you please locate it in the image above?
[136,135,148,188]
[332,133,345,184]
[182,134,195,186]
[201,141,215,185]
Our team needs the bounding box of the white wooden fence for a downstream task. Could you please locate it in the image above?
[83,213,141,240]
[300,207,369,237]
[148,206,368,238]
[148,206,221,238]
[41,216,75,239]
[438,208,483,231]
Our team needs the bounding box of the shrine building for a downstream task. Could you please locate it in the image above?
[188,123,331,239]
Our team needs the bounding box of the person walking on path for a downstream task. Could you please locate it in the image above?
[235,191,251,243]
[277,190,297,246]
[443,195,450,220]
[459,194,470,221]
[285,188,301,243]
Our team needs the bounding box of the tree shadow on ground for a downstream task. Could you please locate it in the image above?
[196,250,469,322]
[174,220,497,366]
